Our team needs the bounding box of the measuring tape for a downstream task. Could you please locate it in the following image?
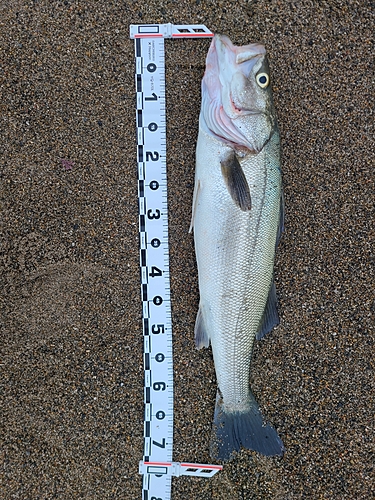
[130,23,222,500]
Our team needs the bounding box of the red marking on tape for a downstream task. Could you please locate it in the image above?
[134,34,164,38]
[144,461,172,466]
[172,33,214,38]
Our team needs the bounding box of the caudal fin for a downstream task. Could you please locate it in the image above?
[210,390,284,460]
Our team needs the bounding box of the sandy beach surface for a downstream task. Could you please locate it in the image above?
[1,1,374,498]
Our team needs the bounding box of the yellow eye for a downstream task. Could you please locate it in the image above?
[256,72,269,88]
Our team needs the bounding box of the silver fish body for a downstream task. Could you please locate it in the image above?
[191,35,284,460]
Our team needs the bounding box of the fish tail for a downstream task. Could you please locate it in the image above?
[210,390,284,460]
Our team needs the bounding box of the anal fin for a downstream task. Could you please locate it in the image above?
[256,281,280,340]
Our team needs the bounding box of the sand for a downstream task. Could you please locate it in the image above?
[1,1,374,498]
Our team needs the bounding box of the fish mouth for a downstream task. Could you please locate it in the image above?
[215,33,266,64]
[202,34,271,151]
[215,33,234,50]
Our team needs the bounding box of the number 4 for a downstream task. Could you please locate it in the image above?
[149,266,162,278]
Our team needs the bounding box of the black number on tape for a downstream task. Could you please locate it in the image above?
[153,381,166,391]
[147,63,157,73]
[151,324,165,334]
[149,180,159,190]
[149,266,162,278]
[147,209,160,220]
[146,151,159,162]
[152,438,166,448]
[153,296,163,306]
[155,353,165,362]
[145,92,157,101]
[156,410,165,420]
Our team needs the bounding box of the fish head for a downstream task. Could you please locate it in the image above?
[201,34,277,153]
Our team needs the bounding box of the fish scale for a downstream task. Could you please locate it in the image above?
[197,132,280,408]
[191,34,284,460]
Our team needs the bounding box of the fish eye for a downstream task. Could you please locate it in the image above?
[256,72,269,88]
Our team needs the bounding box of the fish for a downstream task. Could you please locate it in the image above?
[190,34,285,460]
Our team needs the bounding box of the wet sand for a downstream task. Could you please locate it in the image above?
[1,1,374,498]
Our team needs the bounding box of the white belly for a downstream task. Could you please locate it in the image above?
[193,125,281,411]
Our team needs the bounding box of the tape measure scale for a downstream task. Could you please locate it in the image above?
[131,24,220,500]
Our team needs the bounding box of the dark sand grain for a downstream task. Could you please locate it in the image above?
[1,1,374,499]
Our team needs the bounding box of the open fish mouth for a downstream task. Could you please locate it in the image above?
[205,100,256,150]
[201,34,273,151]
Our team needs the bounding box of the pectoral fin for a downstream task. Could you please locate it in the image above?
[220,151,252,211]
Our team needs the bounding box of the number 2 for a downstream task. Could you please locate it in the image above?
[146,151,159,162]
